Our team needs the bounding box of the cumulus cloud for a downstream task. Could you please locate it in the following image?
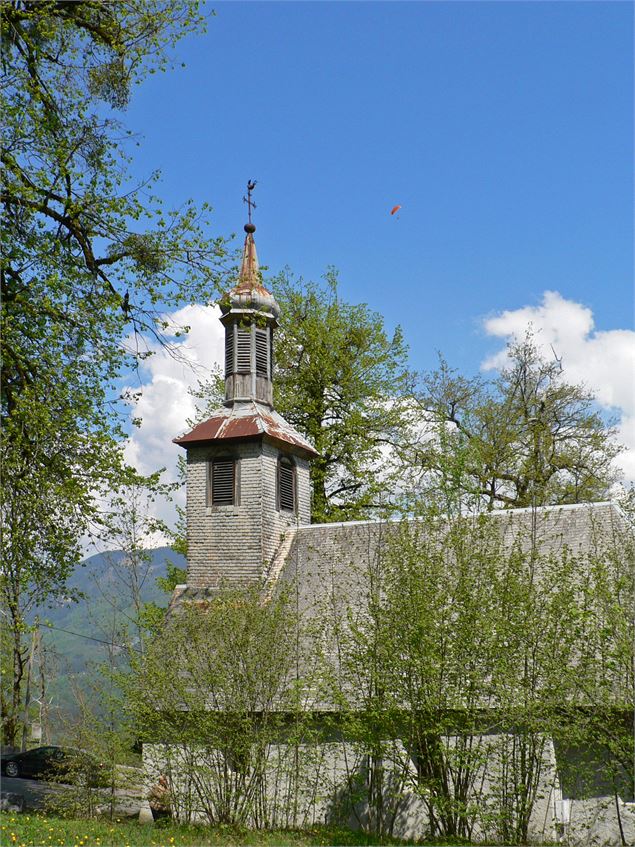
[119,304,224,539]
[481,290,635,484]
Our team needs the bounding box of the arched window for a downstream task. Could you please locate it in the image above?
[277,456,296,513]
[207,457,236,506]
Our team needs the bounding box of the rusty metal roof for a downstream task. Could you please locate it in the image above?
[174,401,319,457]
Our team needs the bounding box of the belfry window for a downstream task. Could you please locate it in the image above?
[208,458,236,506]
[278,457,295,513]
[225,325,235,376]
[255,327,268,376]
[236,326,251,373]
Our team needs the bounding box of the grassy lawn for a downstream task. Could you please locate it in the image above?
[0,813,478,847]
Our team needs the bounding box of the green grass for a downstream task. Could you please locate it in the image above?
[0,812,463,847]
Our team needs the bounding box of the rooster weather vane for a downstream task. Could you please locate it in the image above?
[243,180,257,230]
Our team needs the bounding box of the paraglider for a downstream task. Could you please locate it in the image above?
[390,204,401,216]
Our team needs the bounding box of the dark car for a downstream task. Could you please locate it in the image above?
[0,746,105,784]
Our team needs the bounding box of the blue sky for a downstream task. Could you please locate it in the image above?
[118,1,635,508]
[124,1,633,374]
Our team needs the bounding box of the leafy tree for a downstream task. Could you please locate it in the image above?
[1,0,225,744]
[271,270,413,523]
[411,335,622,511]
[379,513,504,841]
[126,583,319,827]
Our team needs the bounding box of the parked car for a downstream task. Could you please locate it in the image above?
[0,746,106,784]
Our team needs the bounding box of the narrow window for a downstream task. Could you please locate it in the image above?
[255,327,268,377]
[278,457,295,513]
[269,326,274,377]
[209,458,235,506]
[236,326,251,373]
[225,325,234,376]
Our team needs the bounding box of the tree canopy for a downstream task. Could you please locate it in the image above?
[272,270,413,523]
[1,0,224,744]
[410,335,623,512]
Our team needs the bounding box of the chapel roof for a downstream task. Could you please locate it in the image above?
[173,400,319,458]
[169,500,630,712]
[268,500,626,609]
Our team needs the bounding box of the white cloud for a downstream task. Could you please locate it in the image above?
[118,304,224,541]
[481,290,635,484]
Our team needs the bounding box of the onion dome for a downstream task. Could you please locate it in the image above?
[221,224,280,320]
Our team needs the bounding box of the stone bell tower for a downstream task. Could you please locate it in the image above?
[173,184,317,590]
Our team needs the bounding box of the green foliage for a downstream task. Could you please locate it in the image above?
[156,562,188,596]
[125,583,316,827]
[272,270,413,523]
[0,0,225,745]
[413,335,622,511]
[0,812,428,846]
[316,508,634,842]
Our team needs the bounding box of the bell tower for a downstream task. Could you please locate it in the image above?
[173,183,317,591]
[220,206,278,408]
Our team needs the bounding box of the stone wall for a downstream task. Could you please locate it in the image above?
[186,437,311,587]
[143,734,593,843]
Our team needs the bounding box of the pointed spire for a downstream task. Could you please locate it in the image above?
[237,228,260,291]
[236,179,259,291]
[222,181,280,319]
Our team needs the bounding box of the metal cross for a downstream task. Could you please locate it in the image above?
[243,179,257,224]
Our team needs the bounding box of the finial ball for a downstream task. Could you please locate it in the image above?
[244,223,256,234]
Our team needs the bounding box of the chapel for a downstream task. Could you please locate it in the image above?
[164,195,632,846]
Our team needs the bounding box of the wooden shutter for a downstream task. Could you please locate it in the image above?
[225,325,234,376]
[211,459,235,505]
[278,459,295,512]
[255,328,268,376]
[236,327,251,373]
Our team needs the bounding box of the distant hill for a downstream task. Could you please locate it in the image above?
[30,547,186,730]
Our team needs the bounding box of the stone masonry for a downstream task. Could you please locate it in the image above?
[185,439,311,588]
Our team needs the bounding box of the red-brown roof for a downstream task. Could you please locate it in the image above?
[174,403,319,458]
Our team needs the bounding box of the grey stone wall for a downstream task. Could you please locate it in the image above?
[185,437,311,588]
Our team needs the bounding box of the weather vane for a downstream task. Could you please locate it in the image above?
[243,179,257,229]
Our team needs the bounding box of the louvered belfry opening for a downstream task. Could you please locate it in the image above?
[255,327,269,376]
[278,457,295,512]
[224,325,234,377]
[209,458,235,506]
[236,326,251,374]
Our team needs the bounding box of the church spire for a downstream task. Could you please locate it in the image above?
[237,179,260,290]
[237,227,260,290]
[220,181,280,408]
